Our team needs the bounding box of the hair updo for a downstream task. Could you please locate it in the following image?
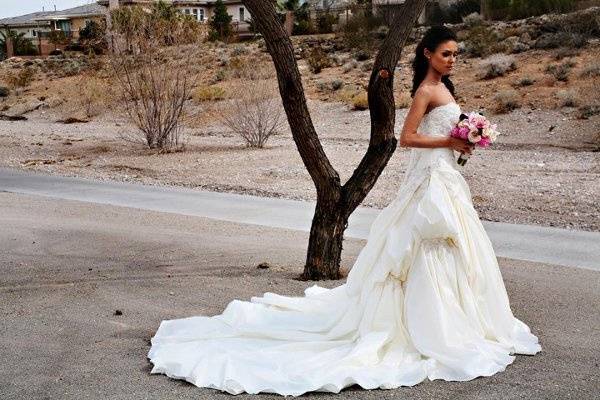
[411,25,457,98]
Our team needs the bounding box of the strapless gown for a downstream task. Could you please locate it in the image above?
[147,102,541,396]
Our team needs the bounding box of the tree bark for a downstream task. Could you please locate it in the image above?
[243,0,428,280]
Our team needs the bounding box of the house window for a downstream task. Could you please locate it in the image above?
[198,8,205,21]
[239,7,245,22]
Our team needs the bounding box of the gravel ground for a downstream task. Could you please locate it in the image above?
[1,192,598,399]
[0,98,598,231]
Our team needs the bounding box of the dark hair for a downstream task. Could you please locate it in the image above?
[411,25,457,98]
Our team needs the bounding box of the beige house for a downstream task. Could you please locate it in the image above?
[0,4,106,56]
[97,0,253,37]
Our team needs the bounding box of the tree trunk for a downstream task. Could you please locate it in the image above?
[284,11,294,36]
[243,0,428,280]
[302,196,348,280]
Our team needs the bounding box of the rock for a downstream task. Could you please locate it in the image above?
[6,100,46,116]
[113,310,123,316]
[0,114,27,121]
[256,262,272,269]
[57,117,89,124]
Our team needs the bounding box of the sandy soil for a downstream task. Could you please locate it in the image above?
[0,96,598,232]
[1,36,599,232]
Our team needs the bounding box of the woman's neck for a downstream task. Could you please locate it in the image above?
[423,68,443,84]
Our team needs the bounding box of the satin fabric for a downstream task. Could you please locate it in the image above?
[148,102,541,396]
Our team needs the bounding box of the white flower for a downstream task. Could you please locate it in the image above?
[482,128,491,138]
[468,129,481,143]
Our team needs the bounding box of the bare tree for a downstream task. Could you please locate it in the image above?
[243,0,427,280]
[217,77,286,148]
[109,4,205,151]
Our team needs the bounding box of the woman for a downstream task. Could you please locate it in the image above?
[148,26,541,396]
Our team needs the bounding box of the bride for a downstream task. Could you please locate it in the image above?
[148,26,541,396]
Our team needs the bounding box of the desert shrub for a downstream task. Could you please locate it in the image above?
[214,69,227,82]
[576,104,600,119]
[231,45,248,57]
[545,61,574,82]
[316,13,338,34]
[463,12,483,27]
[478,54,517,79]
[464,25,507,58]
[342,61,357,73]
[395,92,412,109]
[216,79,285,148]
[193,85,227,102]
[5,67,35,90]
[360,61,374,72]
[509,0,574,19]
[556,89,579,108]
[554,47,579,61]
[317,79,344,92]
[535,32,586,50]
[78,76,111,118]
[109,3,205,151]
[514,76,535,87]
[339,10,384,53]
[352,92,369,110]
[354,49,370,61]
[427,0,480,24]
[78,20,108,54]
[307,47,331,74]
[580,64,600,78]
[331,80,344,90]
[493,89,521,114]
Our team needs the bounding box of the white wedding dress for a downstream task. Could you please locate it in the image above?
[148,102,541,396]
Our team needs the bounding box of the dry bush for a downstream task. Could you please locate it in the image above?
[352,92,369,110]
[514,76,535,87]
[464,26,507,58]
[193,85,227,102]
[342,61,357,73]
[215,75,285,148]
[307,47,332,74]
[78,76,112,118]
[556,89,579,108]
[394,92,412,109]
[493,89,521,114]
[580,63,600,78]
[109,4,206,151]
[478,54,517,80]
[5,67,35,90]
[462,12,483,27]
[576,104,600,119]
[554,47,579,61]
[545,60,574,82]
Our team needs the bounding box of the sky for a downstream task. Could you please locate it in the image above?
[0,0,96,19]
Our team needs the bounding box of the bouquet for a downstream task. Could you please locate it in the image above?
[450,112,500,166]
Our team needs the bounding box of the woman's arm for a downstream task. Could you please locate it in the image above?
[399,87,473,154]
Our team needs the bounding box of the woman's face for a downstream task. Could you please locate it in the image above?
[424,40,458,76]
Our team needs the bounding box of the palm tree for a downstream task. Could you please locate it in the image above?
[0,29,38,57]
[277,0,310,36]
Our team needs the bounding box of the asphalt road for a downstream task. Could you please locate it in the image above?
[1,167,599,271]
[0,192,598,399]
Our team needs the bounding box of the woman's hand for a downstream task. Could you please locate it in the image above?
[447,137,474,155]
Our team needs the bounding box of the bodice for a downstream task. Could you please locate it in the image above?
[401,102,461,187]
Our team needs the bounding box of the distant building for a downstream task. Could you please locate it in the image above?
[0,4,106,56]
[97,0,253,37]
